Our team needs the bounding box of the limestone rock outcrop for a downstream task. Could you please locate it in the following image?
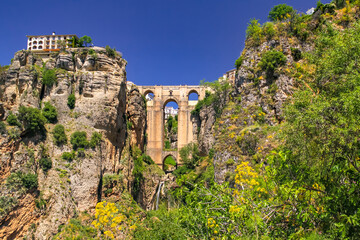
[0,48,153,239]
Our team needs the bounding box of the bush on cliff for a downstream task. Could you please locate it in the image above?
[42,68,57,87]
[18,106,47,135]
[67,93,76,109]
[268,4,295,21]
[6,111,21,127]
[42,102,57,123]
[70,131,88,150]
[258,50,286,77]
[53,124,67,145]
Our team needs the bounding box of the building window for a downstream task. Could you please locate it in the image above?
[39,46,43,49]
[47,37,50,40]
[29,37,32,41]
[46,45,49,49]
[29,47,31,50]
[28,42,32,45]
[33,46,37,49]
[39,41,43,44]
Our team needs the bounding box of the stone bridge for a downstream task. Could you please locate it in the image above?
[137,85,207,169]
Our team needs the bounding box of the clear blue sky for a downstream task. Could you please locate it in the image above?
[0,0,324,86]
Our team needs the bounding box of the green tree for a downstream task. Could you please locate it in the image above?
[246,19,263,46]
[53,124,67,145]
[39,157,52,172]
[79,35,92,47]
[70,131,88,150]
[18,106,47,134]
[268,4,295,21]
[179,143,201,169]
[89,132,102,148]
[258,50,287,77]
[6,112,21,127]
[42,68,57,87]
[42,102,57,123]
[67,93,76,109]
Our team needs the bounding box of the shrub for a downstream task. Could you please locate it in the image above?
[179,143,201,169]
[164,156,176,171]
[164,140,171,149]
[263,22,276,40]
[291,48,302,61]
[172,166,191,177]
[67,94,76,109]
[39,157,52,172]
[7,112,21,127]
[70,131,88,150]
[105,45,116,58]
[68,93,76,109]
[53,124,67,145]
[236,131,259,156]
[89,132,102,148]
[18,106,47,134]
[42,102,57,123]
[141,154,154,165]
[258,50,287,77]
[8,172,38,190]
[77,148,85,158]
[42,68,57,87]
[0,121,6,134]
[62,151,75,162]
[268,4,295,21]
[246,19,263,46]
[234,56,244,69]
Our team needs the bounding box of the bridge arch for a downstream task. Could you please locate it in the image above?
[136,85,208,167]
[188,89,199,101]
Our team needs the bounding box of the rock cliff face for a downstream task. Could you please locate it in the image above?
[0,48,152,239]
[193,36,314,183]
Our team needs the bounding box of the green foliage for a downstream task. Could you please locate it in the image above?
[62,151,75,162]
[89,132,102,148]
[7,171,38,190]
[246,19,264,46]
[141,154,154,165]
[132,146,145,198]
[291,47,302,61]
[105,45,117,58]
[18,106,47,134]
[234,56,244,69]
[0,196,17,217]
[39,157,52,172]
[67,93,76,109]
[6,111,21,127]
[258,50,287,77]
[163,155,176,171]
[54,218,97,240]
[42,68,57,87]
[179,143,201,169]
[236,130,259,155]
[0,121,6,134]
[192,80,231,117]
[134,207,188,239]
[70,131,89,150]
[79,35,93,47]
[42,101,57,123]
[77,148,85,158]
[52,124,67,145]
[164,140,171,149]
[268,4,295,21]
[263,22,276,40]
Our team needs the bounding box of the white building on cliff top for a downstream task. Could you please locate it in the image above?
[26,32,77,51]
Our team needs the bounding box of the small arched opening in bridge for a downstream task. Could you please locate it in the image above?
[163,99,178,151]
[144,90,155,102]
[163,155,177,172]
[188,90,199,101]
